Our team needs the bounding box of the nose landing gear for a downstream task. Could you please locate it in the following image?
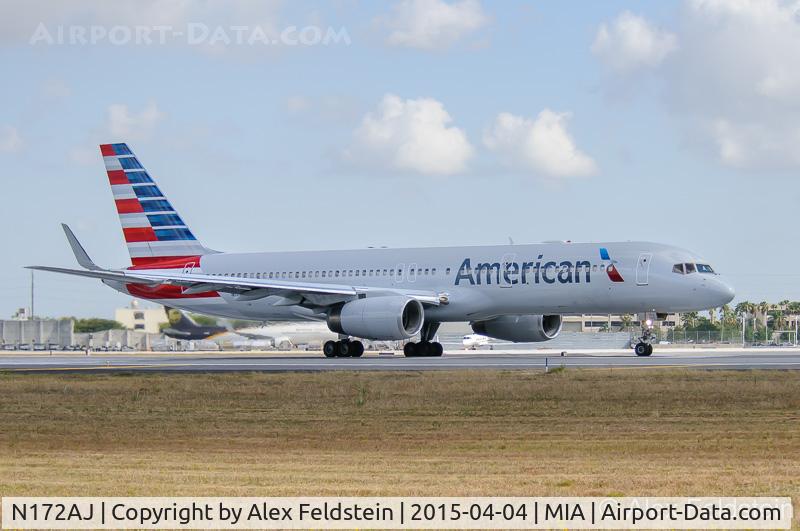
[633,316,655,356]
[634,341,653,356]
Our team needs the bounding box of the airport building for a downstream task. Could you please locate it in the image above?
[115,301,167,334]
[561,313,679,332]
[0,318,74,348]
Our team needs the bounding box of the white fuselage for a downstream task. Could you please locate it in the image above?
[108,241,735,323]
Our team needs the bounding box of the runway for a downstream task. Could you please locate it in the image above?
[2,348,800,372]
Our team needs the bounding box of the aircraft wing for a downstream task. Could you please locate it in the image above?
[26,265,443,307]
[29,223,443,308]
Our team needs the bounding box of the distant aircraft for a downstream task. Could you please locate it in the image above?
[462,334,491,350]
[162,307,336,349]
[30,143,734,358]
[161,307,227,341]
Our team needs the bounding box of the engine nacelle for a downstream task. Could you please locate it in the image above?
[471,314,562,342]
[327,296,424,340]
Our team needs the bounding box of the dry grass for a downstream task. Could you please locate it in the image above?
[0,369,798,515]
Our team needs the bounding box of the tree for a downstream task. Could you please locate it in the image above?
[758,301,771,323]
[71,318,125,333]
[735,301,753,318]
[772,310,788,331]
[681,312,699,328]
[619,314,633,331]
[720,304,737,328]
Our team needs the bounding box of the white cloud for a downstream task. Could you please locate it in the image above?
[107,102,164,140]
[591,11,677,72]
[384,0,488,50]
[667,0,800,169]
[0,125,23,153]
[483,110,597,178]
[345,94,473,175]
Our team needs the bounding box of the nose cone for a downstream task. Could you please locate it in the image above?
[710,277,735,306]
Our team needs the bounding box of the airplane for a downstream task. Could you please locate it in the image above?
[161,307,227,341]
[162,307,337,349]
[462,334,491,350]
[29,143,735,358]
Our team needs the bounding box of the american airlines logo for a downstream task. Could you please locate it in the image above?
[454,248,624,286]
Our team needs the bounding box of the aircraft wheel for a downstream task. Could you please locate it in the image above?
[634,342,651,357]
[645,344,653,356]
[338,340,351,357]
[323,340,338,358]
[350,340,364,358]
[431,342,444,357]
[403,342,418,357]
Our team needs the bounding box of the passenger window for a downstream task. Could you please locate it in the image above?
[355,270,360,276]
[672,264,685,274]
[322,271,326,278]
[424,268,429,275]
[432,268,437,275]
[446,268,451,275]
[685,263,696,274]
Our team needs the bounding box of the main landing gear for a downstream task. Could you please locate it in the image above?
[403,321,444,357]
[323,339,364,358]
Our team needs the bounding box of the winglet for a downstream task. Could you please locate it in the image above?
[61,224,101,271]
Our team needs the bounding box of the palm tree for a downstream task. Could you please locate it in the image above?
[758,301,771,324]
[620,314,633,331]
[735,301,753,319]
[681,311,699,329]
[772,310,787,331]
[720,304,737,328]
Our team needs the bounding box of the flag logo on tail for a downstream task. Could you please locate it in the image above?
[100,143,213,268]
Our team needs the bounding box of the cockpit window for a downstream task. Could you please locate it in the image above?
[672,263,685,274]
[697,264,715,274]
[685,263,696,274]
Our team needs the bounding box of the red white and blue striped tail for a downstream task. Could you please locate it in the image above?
[100,143,214,269]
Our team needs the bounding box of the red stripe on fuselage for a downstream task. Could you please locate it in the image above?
[129,255,203,269]
[107,170,128,185]
[115,198,144,214]
[127,283,219,299]
[123,227,157,242]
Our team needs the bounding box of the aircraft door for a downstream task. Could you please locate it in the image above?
[636,253,652,286]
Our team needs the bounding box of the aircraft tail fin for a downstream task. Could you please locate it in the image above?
[99,143,216,268]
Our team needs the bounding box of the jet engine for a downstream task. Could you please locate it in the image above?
[471,314,562,342]
[327,296,424,340]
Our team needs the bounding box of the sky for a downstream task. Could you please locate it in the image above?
[0,0,798,318]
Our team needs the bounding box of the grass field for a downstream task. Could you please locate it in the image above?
[1,369,798,519]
